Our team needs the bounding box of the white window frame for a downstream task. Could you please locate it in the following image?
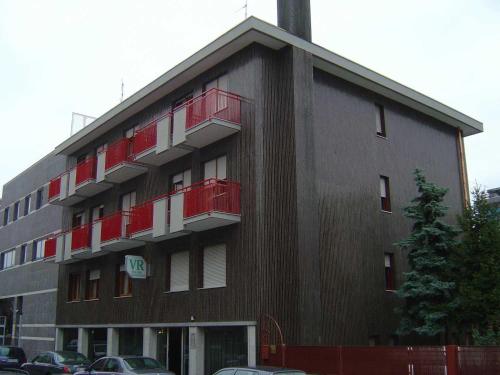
[2,249,16,269]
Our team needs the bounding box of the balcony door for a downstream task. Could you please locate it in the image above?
[204,74,228,110]
[172,169,191,192]
[120,192,136,236]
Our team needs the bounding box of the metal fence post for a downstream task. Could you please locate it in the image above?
[446,345,459,375]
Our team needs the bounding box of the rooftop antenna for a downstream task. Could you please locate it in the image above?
[120,79,124,102]
[236,0,248,20]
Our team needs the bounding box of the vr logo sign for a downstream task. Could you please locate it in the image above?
[125,255,147,279]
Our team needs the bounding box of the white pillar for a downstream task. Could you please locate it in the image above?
[247,326,257,366]
[143,328,158,358]
[55,328,64,351]
[107,328,119,356]
[77,328,89,356]
[188,327,204,375]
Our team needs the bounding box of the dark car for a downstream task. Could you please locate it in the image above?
[0,370,29,375]
[74,356,174,375]
[212,367,305,375]
[22,351,90,375]
[0,347,27,369]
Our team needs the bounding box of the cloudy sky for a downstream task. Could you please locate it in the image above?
[0,0,498,194]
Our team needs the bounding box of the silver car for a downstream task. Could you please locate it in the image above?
[74,356,174,375]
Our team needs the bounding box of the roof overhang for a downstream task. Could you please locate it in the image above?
[54,17,482,155]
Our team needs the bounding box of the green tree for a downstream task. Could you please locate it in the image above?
[454,187,500,344]
[396,169,459,339]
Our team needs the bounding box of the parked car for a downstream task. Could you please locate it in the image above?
[75,356,174,375]
[22,351,90,375]
[0,347,27,369]
[0,369,29,375]
[212,367,306,375]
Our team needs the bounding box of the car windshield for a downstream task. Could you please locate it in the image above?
[123,357,163,370]
[0,348,12,356]
[55,352,87,363]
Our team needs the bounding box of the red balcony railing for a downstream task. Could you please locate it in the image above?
[133,121,157,156]
[44,236,57,258]
[184,89,241,130]
[101,211,126,242]
[184,179,240,218]
[48,175,62,200]
[105,138,134,171]
[71,224,92,251]
[128,201,154,236]
[75,157,97,186]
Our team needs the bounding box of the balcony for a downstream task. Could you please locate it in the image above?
[103,138,147,183]
[43,236,57,260]
[128,196,188,242]
[70,157,111,197]
[170,179,241,233]
[132,115,191,166]
[48,172,84,206]
[172,89,242,149]
[100,211,143,251]
[70,224,93,259]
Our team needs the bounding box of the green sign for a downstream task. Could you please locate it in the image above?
[125,255,147,279]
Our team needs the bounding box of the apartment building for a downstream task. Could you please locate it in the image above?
[0,154,67,358]
[16,2,481,375]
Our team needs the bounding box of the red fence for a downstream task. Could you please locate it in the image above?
[128,201,154,235]
[105,138,133,170]
[101,211,125,242]
[183,179,240,218]
[261,345,500,375]
[184,88,241,130]
[44,237,57,258]
[71,224,91,251]
[75,157,97,186]
[48,176,62,200]
[133,121,158,156]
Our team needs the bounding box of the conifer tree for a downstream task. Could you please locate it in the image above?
[396,169,459,338]
[454,187,500,344]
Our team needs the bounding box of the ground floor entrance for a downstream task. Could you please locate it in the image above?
[57,323,256,375]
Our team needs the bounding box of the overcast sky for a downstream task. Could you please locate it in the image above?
[0,0,499,195]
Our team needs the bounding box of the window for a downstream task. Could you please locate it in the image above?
[68,273,81,302]
[120,191,136,236]
[72,212,85,227]
[380,176,391,212]
[13,201,20,221]
[3,207,9,226]
[384,253,395,291]
[171,169,191,192]
[20,245,27,265]
[35,188,43,209]
[85,270,100,300]
[24,195,31,216]
[1,249,16,269]
[204,155,227,180]
[168,251,189,292]
[91,205,104,222]
[32,240,43,260]
[116,264,132,297]
[202,244,226,289]
[375,103,386,137]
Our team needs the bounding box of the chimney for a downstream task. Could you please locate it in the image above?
[277,0,312,42]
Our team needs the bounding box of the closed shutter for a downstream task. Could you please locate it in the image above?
[204,159,217,180]
[203,244,226,288]
[170,251,189,292]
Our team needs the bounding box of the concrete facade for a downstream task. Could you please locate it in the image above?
[0,154,66,358]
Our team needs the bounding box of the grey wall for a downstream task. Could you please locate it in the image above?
[0,154,66,358]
